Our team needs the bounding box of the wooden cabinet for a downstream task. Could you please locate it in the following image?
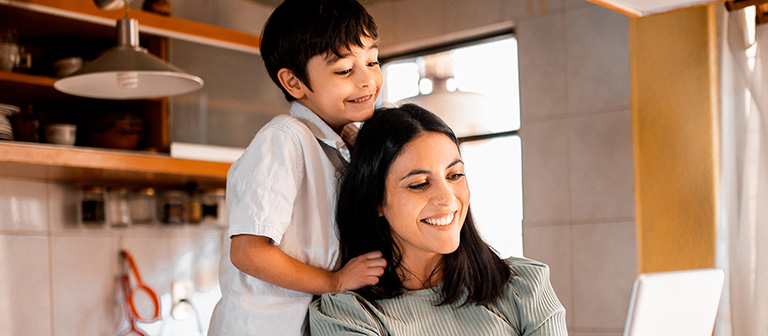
[0,0,261,187]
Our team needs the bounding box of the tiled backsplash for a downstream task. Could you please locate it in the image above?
[0,178,226,336]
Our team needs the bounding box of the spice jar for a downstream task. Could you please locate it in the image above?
[187,189,202,224]
[81,187,105,227]
[107,187,131,227]
[130,187,157,224]
[201,188,226,226]
[161,190,187,224]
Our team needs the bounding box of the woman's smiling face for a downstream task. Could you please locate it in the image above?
[379,131,470,264]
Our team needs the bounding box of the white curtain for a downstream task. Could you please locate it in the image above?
[716,6,768,336]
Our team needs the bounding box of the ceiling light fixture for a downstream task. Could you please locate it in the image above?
[53,0,204,100]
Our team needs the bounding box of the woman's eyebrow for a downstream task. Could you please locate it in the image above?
[398,159,463,181]
[400,169,429,181]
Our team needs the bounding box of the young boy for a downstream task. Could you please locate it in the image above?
[208,0,386,335]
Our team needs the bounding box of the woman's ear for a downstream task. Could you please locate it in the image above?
[277,68,306,100]
[377,205,384,217]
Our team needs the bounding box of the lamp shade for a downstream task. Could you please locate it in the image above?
[54,18,204,100]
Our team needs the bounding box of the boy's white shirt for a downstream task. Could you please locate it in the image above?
[209,102,355,336]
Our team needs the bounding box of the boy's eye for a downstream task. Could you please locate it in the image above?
[335,69,352,75]
[367,61,380,67]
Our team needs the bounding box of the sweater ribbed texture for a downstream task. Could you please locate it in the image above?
[309,257,568,335]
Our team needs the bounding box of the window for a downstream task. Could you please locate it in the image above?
[379,32,523,258]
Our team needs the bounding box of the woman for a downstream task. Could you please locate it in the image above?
[310,104,567,335]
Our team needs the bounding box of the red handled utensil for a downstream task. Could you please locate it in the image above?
[118,250,161,336]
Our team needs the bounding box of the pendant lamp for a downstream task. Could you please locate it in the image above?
[54,0,204,100]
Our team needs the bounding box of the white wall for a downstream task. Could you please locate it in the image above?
[0,179,227,335]
[367,0,638,334]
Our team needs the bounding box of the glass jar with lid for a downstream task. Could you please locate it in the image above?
[107,187,131,227]
[161,190,187,224]
[187,189,202,224]
[130,187,157,225]
[81,186,105,227]
[201,188,226,226]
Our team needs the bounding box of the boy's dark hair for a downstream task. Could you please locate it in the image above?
[260,0,378,101]
[336,103,512,306]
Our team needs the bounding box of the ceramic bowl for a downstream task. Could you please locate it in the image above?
[52,57,83,77]
[45,123,77,145]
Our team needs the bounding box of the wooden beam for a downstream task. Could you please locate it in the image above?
[630,5,719,273]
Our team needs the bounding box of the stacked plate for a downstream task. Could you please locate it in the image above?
[0,103,20,141]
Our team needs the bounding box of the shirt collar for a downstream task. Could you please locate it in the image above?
[289,101,356,162]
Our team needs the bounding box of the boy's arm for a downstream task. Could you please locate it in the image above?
[230,234,386,295]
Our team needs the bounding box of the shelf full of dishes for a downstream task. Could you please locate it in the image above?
[0,101,166,152]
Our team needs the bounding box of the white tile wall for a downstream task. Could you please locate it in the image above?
[0,179,225,335]
[520,118,572,223]
[565,4,631,115]
[0,235,52,336]
[517,11,568,121]
[47,183,79,233]
[514,1,637,334]
[0,179,48,232]
[50,235,118,336]
[572,221,637,331]
[569,110,636,220]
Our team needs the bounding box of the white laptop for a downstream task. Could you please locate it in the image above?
[623,268,725,336]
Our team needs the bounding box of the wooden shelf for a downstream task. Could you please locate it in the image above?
[1,0,261,53]
[0,71,69,102]
[0,142,230,188]
[0,71,54,87]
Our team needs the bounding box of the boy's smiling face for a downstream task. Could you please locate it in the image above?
[280,36,382,132]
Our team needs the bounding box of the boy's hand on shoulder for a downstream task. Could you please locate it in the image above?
[335,251,386,292]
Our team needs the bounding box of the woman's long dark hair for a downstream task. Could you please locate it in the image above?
[336,103,511,306]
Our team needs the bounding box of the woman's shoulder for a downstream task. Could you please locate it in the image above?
[502,257,554,294]
[315,290,365,305]
[311,290,374,317]
[501,257,568,333]
[310,291,386,335]
[504,256,550,271]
